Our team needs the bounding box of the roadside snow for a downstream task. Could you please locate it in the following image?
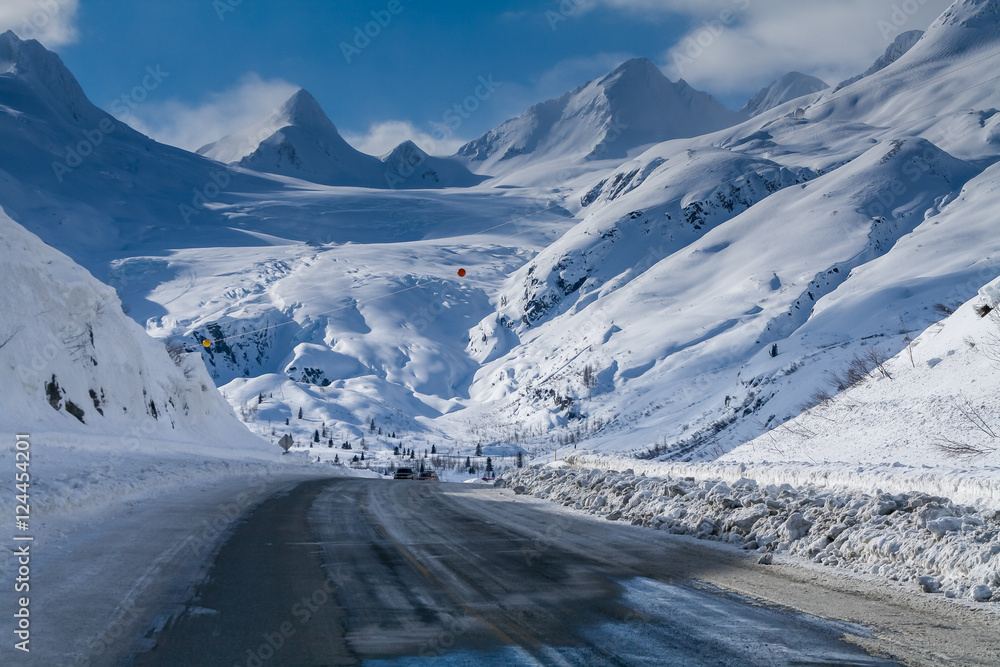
[499,463,1000,604]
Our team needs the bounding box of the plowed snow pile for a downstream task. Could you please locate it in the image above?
[498,464,1000,603]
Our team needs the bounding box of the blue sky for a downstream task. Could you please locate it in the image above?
[2,0,953,155]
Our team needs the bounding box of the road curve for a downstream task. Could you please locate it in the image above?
[129,478,993,665]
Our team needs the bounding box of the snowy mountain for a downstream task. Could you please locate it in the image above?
[456,58,745,174]
[379,140,488,189]
[454,0,1000,458]
[0,31,288,261]
[741,72,829,116]
[198,89,482,189]
[834,30,925,92]
[0,205,256,447]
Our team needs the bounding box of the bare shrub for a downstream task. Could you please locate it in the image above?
[933,302,954,315]
[932,436,994,459]
[864,346,893,380]
[933,393,997,459]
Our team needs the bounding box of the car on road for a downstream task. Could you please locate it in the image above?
[393,468,416,479]
[417,470,440,482]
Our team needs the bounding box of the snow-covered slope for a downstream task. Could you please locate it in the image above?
[741,72,829,116]
[0,206,258,448]
[199,90,482,189]
[834,30,924,92]
[456,58,745,175]
[451,0,1000,459]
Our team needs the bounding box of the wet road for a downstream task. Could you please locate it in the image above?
[130,478,906,666]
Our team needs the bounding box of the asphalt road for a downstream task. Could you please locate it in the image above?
[125,478,925,666]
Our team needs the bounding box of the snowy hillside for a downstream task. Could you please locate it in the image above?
[834,30,924,92]
[741,72,829,116]
[0,205,260,448]
[199,89,483,189]
[452,0,1000,459]
[456,58,745,176]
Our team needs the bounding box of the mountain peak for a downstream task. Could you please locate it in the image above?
[383,139,426,160]
[457,57,742,171]
[0,30,103,125]
[742,71,829,116]
[278,89,336,130]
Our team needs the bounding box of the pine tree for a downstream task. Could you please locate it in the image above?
[334,454,339,464]
[370,418,375,432]
[285,417,289,426]
[409,450,415,460]
[298,407,303,419]
[313,430,320,442]
[393,446,400,456]
[485,457,493,473]
[475,443,483,457]
[360,451,365,461]
[431,444,437,454]
[465,456,471,468]
[516,451,524,468]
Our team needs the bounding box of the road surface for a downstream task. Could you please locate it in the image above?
[122,477,971,666]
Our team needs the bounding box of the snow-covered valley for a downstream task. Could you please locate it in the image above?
[2,2,1000,657]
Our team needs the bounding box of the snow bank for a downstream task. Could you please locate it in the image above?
[500,464,1000,603]
[566,453,1000,511]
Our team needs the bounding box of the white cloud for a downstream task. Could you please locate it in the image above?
[343,120,467,157]
[0,0,79,47]
[583,0,954,94]
[115,73,299,152]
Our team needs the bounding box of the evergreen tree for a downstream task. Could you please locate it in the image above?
[334,454,339,464]
[298,407,303,419]
[393,445,400,456]
[485,457,493,473]
[431,444,437,454]
[257,393,263,404]
[370,418,376,432]
[409,450,415,460]
[313,430,320,442]
[516,451,524,468]
[419,460,425,473]
[360,451,365,460]
[465,456,471,468]
[475,443,483,457]
[285,417,289,426]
